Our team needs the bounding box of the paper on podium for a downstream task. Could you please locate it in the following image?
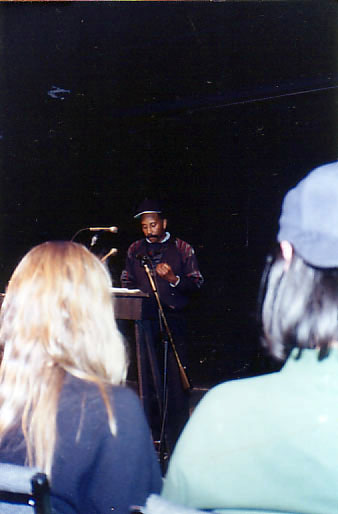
[110,287,143,294]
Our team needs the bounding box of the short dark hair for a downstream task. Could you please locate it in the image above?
[261,248,338,361]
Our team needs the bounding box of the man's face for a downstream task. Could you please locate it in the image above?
[141,213,167,243]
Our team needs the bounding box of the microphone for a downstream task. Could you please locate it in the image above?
[89,226,118,233]
[71,226,118,241]
[136,253,147,261]
[136,254,151,267]
[101,248,118,263]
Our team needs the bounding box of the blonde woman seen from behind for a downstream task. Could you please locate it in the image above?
[0,241,162,514]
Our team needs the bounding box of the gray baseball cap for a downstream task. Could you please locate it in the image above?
[277,161,338,268]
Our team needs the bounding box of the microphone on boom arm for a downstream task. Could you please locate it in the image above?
[71,226,119,242]
[88,227,118,248]
[88,226,118,233]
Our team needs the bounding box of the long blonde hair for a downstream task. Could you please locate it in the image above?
[0,241,127,477]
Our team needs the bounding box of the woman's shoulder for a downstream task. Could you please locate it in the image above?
[57,376,146,445]
[60,375,144,420]
[61,374,139,405]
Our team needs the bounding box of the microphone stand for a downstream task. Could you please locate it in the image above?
[140,259,191,391]
[157,300,169,467]
[140,257,191,468]
[71,227,91,242]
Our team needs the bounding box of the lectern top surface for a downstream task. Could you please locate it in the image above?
[110,288,149,298]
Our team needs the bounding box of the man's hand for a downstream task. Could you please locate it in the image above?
[156,262,178,284]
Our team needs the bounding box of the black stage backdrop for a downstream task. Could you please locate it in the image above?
[1,0,338,387]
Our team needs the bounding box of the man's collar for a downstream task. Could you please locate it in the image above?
[146,232,170,244]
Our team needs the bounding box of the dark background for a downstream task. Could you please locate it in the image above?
[1,0,338,387]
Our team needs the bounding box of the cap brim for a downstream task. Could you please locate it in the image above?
[278,229,338,268]
[134,210,162,219]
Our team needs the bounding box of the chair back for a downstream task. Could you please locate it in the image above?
[0,463,51,514]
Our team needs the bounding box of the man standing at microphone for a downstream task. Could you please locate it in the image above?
[121,199,203,455]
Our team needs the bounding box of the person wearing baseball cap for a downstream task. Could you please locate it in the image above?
[162,162,338,513]
[121,198,204,456]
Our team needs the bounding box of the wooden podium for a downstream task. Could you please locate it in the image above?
[111,288,162,415]
[111,288,149,320]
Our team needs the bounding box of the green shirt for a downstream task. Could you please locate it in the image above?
[162,348,338,514]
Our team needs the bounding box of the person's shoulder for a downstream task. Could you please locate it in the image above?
[61,377,145,427]
[215,371,280,393]
[112,385,147,416]
[61,375,137,405]
[127,239,146,255]
[172,237,195,256]
[195,371,282,413]
[111,384,142,405]
[111,386,152,436]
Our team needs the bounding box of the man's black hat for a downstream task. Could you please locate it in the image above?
[134,199,163,219]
